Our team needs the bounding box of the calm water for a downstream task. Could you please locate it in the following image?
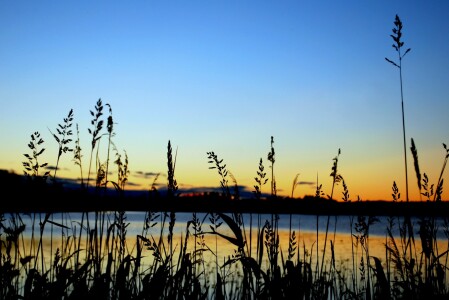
[3,211,449,298]
[13,211,449,264]
[23,211,449,238]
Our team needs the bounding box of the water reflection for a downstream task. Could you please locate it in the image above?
[13,212,449,268]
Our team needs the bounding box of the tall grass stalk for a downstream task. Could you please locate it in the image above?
[167,140,178,199]
[253,158,268,260]
[320,149,341,280]
[314,174,324,279]
[48,109,74,181]
[386,14,412,202]
[207,151,231,199]
[103,103,114,194]
[435,143,449,201]
[411,138,422,201]
[73,124,84,188]
[22,131,50,182]
[86,98,104,190]
[267,136,276,197]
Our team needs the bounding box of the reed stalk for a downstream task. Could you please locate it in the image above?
[386,14,412,202]
[86,98,104,190]
[49,108,74,181]
[267,136,276,197]
[104,103,114,194]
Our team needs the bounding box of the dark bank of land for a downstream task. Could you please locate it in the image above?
[2,170,449,216]
[4,186,449,217]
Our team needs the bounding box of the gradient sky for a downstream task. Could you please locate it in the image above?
[1,1,448,201]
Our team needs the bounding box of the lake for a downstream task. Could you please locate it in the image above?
[2,211,448,298]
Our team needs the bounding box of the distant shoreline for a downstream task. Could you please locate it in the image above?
[3,191,449,216]
[2,170,448,216]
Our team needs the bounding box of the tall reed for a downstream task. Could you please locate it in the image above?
[386,14,412,202]
[49,108,74,181]
[320,148,341,282]
[167,140,178,199]
[73,123,84,188]
[103,103,114,194]
[6,96,449,299]
[207,151,231,199]
[22,131,50,182]
[267,136,276,197]
[86,98,104,190]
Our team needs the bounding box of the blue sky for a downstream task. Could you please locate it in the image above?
[1,1,448,200]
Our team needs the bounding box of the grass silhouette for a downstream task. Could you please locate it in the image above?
[385,14,412,202]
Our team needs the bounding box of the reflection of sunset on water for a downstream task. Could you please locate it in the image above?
[9,212,449,291]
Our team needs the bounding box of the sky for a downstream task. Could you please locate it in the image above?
[1,1,448,201]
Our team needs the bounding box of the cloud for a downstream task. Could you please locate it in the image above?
[134,171,163,178]
[298,181,315,186]
[44,165,70,171]
[124,181,140,187]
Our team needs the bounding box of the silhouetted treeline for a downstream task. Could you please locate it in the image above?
[1,169,449,216]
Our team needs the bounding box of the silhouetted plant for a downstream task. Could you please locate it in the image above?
[329,148,342,200]
[386,14,412,202]
[49,108,74,181]
[167,140,178,198]
[87,98,104,189]
[22,131,50,182]
[9,93,449,299]
[109,146,129,195]
[341,177,350,202]
[73,123,84,187]
[421,173,434,201]
[104,103,114,192]
[321,148,342,281]
[291,173,300,199]
[253,158,268,201]
[95,160,106,189]
[435,178,444,201]
[392,181,401,202]
[149,172,161,199]
[207,151,231,199]
[267,136,276,197]
[411,138,422,200]
[315,176,325,199]
[228,172,240,201]
[287,230,297,261]
[435,143,449,201]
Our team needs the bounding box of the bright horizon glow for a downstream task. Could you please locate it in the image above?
[1,1,449,201]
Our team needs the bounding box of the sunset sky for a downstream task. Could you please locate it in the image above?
[1,1,448,201]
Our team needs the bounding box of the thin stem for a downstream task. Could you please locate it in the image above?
[399,56,409,202]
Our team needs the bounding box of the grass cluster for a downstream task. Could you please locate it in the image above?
[2,199,449,299]
[4,94,449,299]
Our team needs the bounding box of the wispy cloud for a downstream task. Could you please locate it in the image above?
[298,181,315,186]
[134,171,162,178]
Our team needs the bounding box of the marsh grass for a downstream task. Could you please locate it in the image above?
[22,131,50,183]
[2,194,449,299]
[49,108,74,181]
[73,124,84,188]
[86,98,104,190]
[386,14,412,202]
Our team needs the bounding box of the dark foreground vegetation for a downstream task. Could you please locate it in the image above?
[2,166,449,300]
[2,190,449,299]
